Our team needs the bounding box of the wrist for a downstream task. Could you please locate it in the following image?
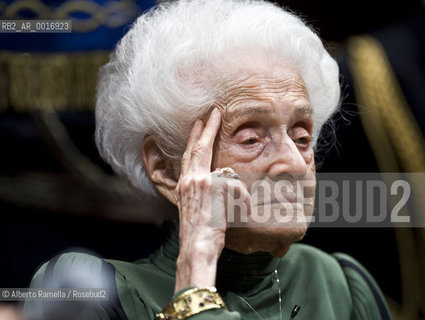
[175,248,220,292]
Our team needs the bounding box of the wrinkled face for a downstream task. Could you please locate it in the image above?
[211,62,316,257]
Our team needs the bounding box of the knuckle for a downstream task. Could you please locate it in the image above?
[179,174,211,192]
[194,174,211,187]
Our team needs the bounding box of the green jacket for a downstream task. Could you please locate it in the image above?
[25,229,393,320]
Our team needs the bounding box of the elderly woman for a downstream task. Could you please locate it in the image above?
[26,0,392,319]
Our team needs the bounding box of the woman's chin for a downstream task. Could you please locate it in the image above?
[224,225,307,257]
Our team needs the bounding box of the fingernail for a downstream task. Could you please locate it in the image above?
[212,107,220,116]
[195,119,203,127]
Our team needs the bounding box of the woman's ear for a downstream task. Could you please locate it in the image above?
[142,136,178,205]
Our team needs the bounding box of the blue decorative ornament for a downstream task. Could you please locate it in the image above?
[0,0,157,51]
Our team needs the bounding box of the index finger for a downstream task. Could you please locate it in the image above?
[180,119,204,176]
[192,107,222,170]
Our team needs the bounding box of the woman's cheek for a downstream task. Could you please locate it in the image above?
[213,140,246,168]
[214,141,265,168]
[236,140,268,162]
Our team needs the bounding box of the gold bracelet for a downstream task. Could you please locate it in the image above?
[155,287,226,320]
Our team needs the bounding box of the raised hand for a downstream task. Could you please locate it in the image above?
[174,108,251,292]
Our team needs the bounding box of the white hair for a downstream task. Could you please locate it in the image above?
[95,0,340,197]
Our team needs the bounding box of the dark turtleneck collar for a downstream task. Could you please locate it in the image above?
[148,226,281,294]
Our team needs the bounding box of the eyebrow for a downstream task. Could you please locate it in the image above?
[296,104,312,116]
[225,104,271,121]
[224,103,312,122]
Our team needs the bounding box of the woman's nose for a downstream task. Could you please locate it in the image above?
[268,135,309,180]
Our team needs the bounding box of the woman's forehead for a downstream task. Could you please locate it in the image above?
[216,69,309,112]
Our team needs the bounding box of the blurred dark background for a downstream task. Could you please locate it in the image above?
[1,0,424,319]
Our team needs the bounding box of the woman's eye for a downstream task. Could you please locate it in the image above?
[234,125,263,145]
[292,124,312,147]
[295,136,311,146]
[242,137,259,145]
